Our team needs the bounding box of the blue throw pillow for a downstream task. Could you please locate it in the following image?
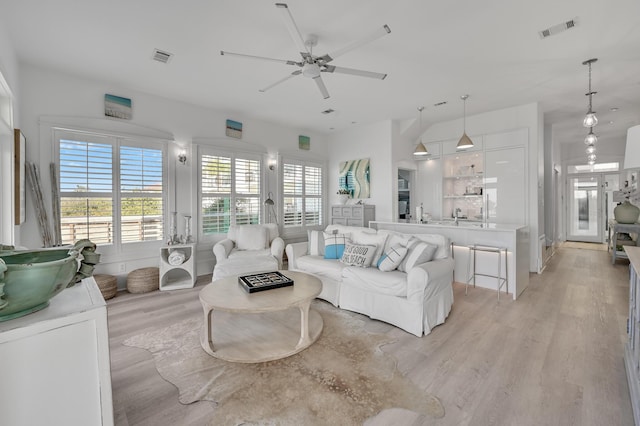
[323,232,348,259]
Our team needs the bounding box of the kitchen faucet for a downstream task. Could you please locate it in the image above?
[454,208,462,225]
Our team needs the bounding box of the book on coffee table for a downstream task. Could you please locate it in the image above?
[238,271,294,293]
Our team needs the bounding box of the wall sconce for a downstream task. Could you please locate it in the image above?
[178,149,187,165]
[268,157,277,171]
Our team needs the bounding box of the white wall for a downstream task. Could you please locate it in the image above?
[18,64,328,278]
[327,120,394,222]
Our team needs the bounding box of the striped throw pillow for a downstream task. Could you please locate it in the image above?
[397,238,438,272]
[307,230,325,256]
[377,245,409,272]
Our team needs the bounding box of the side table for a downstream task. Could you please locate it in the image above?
[608,220,640,264]
[159,243,196,290]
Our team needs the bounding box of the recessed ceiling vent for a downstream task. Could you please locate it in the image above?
[539,17,578,39]
[152,49,173,64]
[321,109,335,114]
[434,101,447,107]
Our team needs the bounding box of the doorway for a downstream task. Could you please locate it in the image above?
[567,174,603,242]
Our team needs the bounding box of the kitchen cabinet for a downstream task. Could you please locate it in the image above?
[484,147,526,224]
[442,151,484,220]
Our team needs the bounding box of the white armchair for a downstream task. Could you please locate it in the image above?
[212,223,285,280]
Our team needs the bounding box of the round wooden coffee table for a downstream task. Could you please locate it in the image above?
[199,270,323,363]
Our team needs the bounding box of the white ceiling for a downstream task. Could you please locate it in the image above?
[2,0,640,147]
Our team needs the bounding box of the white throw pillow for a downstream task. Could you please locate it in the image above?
[340,242,377,267]
[351,231,388,265]
[377,245,409,272]
[324,232,349,259]
[397,238,438,272]
[307,230,325,256]
[236,226,269,250]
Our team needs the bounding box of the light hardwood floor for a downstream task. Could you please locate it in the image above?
[108,246,634,425]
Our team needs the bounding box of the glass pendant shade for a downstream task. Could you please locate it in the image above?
[583,112,598,128]
[588,159,596,165]
[587,153,597,162]
[456,95,473,150]
[584,129,598,145]
[586,145,596,154]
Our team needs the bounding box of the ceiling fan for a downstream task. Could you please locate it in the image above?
[220,3,391,99]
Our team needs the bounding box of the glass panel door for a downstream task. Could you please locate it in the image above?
[567,175,602,242]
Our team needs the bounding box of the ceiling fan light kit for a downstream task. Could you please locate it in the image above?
[456,94,474,150]
[221,3,391,100]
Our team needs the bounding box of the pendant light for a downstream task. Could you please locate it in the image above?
[456,94,473,150]
[582,58,598,128]
[413,106,429,157]
[584,127,598,145]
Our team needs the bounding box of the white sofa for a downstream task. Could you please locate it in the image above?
[213,223,285,280]
[285,224,454,337]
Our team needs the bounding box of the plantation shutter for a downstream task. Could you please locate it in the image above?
[283,163,304,226]
[234,157,261,225]
[120,145,164,243]
[201,154,232,234]
[59,138,114,245]
[304,165,322,225]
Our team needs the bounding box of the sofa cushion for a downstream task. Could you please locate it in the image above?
[307,230,325,256]
[297,255,347,282]
[236,226,269,250]
[397,238,437,272]
[340,242,377,267]
[377,245,408,272]
[228,248,272,259]
[324,233,349,259]
[342,267,408,297]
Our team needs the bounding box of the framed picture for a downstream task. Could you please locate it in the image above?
[104,94,132,119]
[14,129,26,225]
[226,119,243,139]
[339,158,370,199]
[299,135,310,150]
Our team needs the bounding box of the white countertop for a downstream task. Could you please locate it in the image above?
[371,221,528,232]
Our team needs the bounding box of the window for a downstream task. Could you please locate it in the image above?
[568,162,619,174]
[282,159,323,228]
[200,149,261,235]
[57,130,165,247]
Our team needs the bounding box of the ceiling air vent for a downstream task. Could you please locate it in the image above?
[539,17,578,39]
[152,49,173,64]
[434,101,447,107]
[321,109,335,114]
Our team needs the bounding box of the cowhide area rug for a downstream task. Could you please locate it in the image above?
[123,301,445,425]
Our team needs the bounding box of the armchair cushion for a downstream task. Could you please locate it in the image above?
[236,225,269,250]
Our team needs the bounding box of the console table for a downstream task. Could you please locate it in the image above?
[608,220,640,264]
[0,277,113,425]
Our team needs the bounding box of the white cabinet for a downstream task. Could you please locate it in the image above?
[484,147,526,224]
[159,243,196,290]
[0,277,113,426]
[442,151,485,220]
[331,205,375,227]
[625,246,640,425]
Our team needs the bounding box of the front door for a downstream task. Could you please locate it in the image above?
[567,174,603,243]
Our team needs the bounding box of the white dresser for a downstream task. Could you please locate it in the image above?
[0,277,113,426]
[331,204,375,227]
[626,245,640,425]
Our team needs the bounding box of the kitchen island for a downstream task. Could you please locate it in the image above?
[370,221,530,300]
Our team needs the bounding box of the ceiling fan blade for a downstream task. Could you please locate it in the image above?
[259,70,302,93]
[313,75,330,99]
[323,65,387,80]
[275,3,310,55]
[320,25,391,63]
[221,50,300,66]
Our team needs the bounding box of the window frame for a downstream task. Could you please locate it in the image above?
[54,128,168,255]
[198,146,263,240]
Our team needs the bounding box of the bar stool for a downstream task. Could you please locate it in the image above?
[466,244,508,300]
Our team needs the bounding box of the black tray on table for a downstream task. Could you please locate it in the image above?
[238,271,294,293]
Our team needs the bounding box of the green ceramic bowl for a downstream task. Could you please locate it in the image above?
[0,240,100,322]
